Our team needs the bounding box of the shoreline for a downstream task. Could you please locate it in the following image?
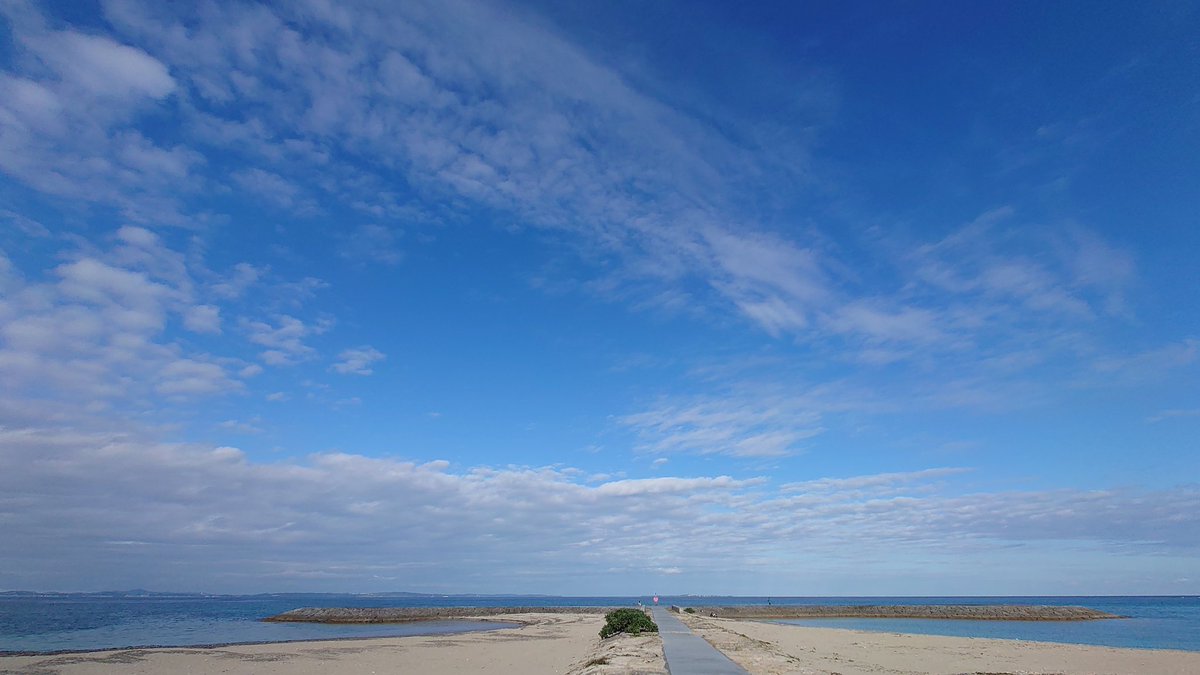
[696,616,1200,673]
[4,611,1199,674]
[0,618,522,657]
[0,612,619,675]
[754,619,1200,653]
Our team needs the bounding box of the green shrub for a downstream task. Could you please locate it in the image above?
[599,608,658,638]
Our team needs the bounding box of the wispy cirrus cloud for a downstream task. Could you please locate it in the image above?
[91,0,837,333]
[622,392,826,458]
[5,0,1153,377]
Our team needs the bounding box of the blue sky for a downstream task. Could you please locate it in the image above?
[0,0,1197,595]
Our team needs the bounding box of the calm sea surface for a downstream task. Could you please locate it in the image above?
[767,596,1200,652]
[1,594,1196,654]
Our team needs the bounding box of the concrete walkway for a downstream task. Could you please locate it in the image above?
[650,606,748,674]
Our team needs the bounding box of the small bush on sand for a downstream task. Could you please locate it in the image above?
[599,608,658,638]
[683,607,696,614]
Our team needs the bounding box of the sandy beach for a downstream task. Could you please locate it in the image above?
[4,610,1200,675]
[0,613,665,675]
[681,612,1200,675]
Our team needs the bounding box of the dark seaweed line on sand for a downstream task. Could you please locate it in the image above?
[266,604,1118,624]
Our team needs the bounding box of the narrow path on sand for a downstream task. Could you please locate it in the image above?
[650,606,748,674]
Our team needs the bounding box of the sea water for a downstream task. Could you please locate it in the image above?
[764,596,1200,652]
[0,594,529,654]
[1,594,1197,654]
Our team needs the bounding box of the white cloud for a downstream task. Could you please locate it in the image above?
[0,226,335,419]
[0,0,1188,594]
[6,0,1146,379]
[210,263,262,300]
[244,315,330,366]
[184,304,221,333]
[239,364,264,378]
[156,358,238,396]
[330,346,386,375]
[56,258,176,324]
[1,243,184,402]
[782,468,971,494]
[0,425,1195,592]
[3,1,1147,375]
[0,9,193,223]
[218,418,262,434]
[593,476,756,496]
[33,30,175,100]
[704,228,831,335]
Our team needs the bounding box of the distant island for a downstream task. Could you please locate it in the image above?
[0,589,210,598]
[0,590,552,599]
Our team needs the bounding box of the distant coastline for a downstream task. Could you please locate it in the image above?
[687,604,1119,620]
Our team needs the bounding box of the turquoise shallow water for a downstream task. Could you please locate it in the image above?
[1,594,1197,654]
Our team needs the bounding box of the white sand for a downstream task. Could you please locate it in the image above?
[0,613,610,675]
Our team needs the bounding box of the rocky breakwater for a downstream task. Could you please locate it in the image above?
[688,605,1120,621]
[265,606,614,623]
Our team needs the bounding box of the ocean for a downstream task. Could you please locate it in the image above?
[1,594,1197,654]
